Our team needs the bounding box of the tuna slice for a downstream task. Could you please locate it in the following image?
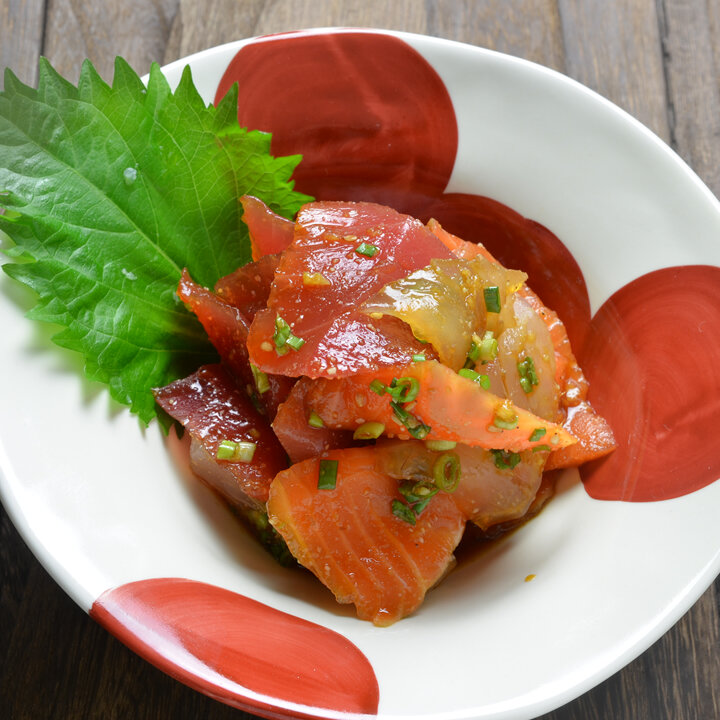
[267,447,466,625]
[153,364,287,508]
[272,378,355,463]
[214,252,280,321]
[246,201,452,378]
[241,195,295,260]
[177,269,295,420]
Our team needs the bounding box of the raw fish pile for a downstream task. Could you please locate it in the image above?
[154,197,616,625]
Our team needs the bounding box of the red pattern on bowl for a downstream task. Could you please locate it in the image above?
[91,578,379,717]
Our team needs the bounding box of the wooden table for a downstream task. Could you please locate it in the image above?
[1,1,719,718]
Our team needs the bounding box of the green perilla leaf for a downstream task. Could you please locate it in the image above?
[0,56,311,424]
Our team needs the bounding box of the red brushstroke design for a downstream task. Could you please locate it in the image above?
[216,32,457,204]
[91,578,379,717]
[578,265,720,501]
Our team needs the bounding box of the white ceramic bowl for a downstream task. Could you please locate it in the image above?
[2,28,720,720]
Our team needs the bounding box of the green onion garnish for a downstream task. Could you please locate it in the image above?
[478,331,498,363]
[492,401,519,430]
[529,427,547,443]
[273,315,305,355]
[425,439,457,452]
[433,453,461,492]
[396,480,440,521]
[369,379,386,395]
[286,334,305,351]
[457,367,491,390]
[355,242,379,257]
[532,444,552,453]
[216,440,257,463]
[517,356,539,394]
[484,286,501,313]
[386,376,420,404]
[391,499,417,525]
[308,411,325,428]
[412,496,434,514]
[412,352,426,362]
[491,449,521,470]
[401,481,437,502]
[465,340,480,368]
[250,363,270,394]
[390,400,431,439]
[317,459,339,490]
[353,421,385,440]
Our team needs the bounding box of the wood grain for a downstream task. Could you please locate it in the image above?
[1,1,720,719]
[659,0,720,194]
[558,0,670,141]
[43,0,178,83]
[0,0,45,89]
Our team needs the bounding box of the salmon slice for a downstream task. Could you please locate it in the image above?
[153,364,287,507]
[267,447,466,625]
[303,360,576,452]
[247,201,452,378]
[544,401,618,470]
[177,269,295,420]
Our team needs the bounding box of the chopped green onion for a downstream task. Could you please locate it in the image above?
[399,481,437,504]
[308,411,325,428]
[397,481,439,519]
[286,334,305,350]
[433,452,461,492]
[412,495,435,515]
[273,315,291,346]
[484,286,501,313]
[233,442,257,463]
[353,421,385,440]
[386,376,420,403]
[492,401,519,430]
[390,400,431,439]
[529,427,547,443]
[493,417,519,430]
[355,242,379,257]
[465,340,480,368]
[317,459,338,490]
[216,439,257,463]
[273,315,305,354]
[391,499,417,525]
[425,439,457,452]
[478,331,498,363]
[369,379,386,395]
[458,367,491,390]
[532,444,552,453]
[250,363,270,394]
[216,440,238,460]
[412,352,426,362]
[517,356,539,394]
[491,449,521,470]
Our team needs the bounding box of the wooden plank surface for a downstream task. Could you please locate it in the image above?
[1,1,719,718]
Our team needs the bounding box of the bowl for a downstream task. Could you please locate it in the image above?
[2,27,720,720]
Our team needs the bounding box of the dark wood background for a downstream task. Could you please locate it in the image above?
[1,1,719,718]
